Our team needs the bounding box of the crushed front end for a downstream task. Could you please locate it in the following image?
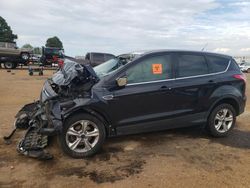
[4,59,98,160]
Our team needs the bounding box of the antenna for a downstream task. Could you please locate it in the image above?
[201,43,208,51]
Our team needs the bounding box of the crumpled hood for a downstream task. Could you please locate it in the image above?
[52,58,98,86]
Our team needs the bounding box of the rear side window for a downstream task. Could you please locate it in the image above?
[176,54,208,78]
[126,54,173,84]
[206,55,229,73]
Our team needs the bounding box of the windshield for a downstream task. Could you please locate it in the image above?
[94,58,127,78]
[93,53,143,78]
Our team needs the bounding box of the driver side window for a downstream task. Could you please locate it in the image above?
[126,54,173,84]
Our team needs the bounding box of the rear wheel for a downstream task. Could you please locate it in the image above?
[206,104,236,137]
[4,62,16,69]
[59,113,106,158]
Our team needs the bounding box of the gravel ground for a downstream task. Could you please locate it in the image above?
[0,69,250,188]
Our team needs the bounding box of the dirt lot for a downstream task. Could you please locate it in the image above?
[0,69,250,188]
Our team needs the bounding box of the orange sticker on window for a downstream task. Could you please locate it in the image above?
[152,64,162,74]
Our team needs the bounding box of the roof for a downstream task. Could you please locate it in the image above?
[126,49,232,59]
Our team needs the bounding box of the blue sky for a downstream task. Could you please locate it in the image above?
[1,0,250,56]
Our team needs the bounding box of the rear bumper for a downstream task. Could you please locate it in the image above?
[239,95,247,115]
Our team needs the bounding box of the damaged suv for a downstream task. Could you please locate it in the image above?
[8,50,246,159]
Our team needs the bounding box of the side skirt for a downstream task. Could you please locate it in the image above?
[115,112,207,136]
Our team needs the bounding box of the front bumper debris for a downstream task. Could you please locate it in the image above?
[4,100,63,160]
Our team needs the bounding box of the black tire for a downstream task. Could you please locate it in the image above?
[206,104,236,137]
[4,62,16,69]
[59,113,106,158]
[20,52,30,61]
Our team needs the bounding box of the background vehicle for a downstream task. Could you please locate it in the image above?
[239,62,250,73]
[0,42,31,69]
[40,46,64,66]
[85,52,115,66]
[30,54,41,63]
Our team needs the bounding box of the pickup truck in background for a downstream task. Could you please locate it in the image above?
[0,42,31,69]
[84,52,115,66]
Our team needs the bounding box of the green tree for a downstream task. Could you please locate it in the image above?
[45,36,63,48]
[0,16,18,42]
[22,44,33,49]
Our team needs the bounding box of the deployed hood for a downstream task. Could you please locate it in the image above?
[52,58,98,86]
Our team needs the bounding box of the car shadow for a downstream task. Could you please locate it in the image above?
[107,125,250,150]
[172,126,250,150]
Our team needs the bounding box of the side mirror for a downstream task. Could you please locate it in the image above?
[116,77,127,87]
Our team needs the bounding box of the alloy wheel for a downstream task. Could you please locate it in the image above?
[65,120,100,153]
[214,108,233,133]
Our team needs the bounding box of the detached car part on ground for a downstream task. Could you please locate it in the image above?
[4,50,246,159]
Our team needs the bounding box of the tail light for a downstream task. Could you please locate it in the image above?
[233,74,247,83]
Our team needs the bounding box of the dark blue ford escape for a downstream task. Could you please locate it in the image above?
[13,50,246,159]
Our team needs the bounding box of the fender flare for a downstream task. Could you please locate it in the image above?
[62,106,115,136]
[206,95,240,119]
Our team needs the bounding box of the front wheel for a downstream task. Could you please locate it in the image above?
[206,104,236,137]
[59,113,106,158]
[21,53,30,61]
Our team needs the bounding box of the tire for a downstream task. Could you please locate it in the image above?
[20,53,30,61]
[4,62,15,69]
[59,113,106,158]
[206,104,236,137]
[247,68,250,73]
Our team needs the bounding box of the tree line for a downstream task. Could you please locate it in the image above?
[0,16,64,54]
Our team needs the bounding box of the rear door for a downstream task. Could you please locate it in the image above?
[170,52,214,122]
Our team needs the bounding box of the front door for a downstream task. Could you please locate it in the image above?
[105,53,176,134]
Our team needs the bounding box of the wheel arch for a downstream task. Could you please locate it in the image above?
[207,96,240,118]
[63,107,114,137]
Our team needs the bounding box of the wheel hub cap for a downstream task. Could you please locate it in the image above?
[65,120,100,153]
[214,108,233,133]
